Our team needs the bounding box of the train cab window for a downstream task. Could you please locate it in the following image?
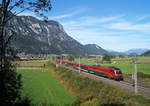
[115,70,122,74]
[83,67,88,70]
[81,66,88,70]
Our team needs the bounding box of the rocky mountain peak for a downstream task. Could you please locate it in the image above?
[11,15,107,55]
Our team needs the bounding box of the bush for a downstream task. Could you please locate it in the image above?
[102,54,113,63]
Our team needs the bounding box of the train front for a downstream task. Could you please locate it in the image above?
[114,68,123,80]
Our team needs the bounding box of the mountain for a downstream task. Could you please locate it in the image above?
[142,50,150,56]
[107,50,125,55]
[10,15,106,55]
[10,16,87,55]
[107,48,149,55]
[123,49,149,55]
[84,44,108,55]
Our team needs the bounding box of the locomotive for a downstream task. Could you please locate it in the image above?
[57,61,123,81]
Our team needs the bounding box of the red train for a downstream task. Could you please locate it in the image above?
[57,60,123,81]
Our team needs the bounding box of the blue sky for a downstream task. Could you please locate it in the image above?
[20,0,150,51]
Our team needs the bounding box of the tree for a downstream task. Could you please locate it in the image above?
[0,0,51,105]
[68,56,75,61]
[102,54,112,63]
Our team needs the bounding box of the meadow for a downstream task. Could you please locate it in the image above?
[75,56,150,75]
[17,60,75,105]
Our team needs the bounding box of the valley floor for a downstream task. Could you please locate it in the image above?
[17,61,75,105]
[16,60,150,106]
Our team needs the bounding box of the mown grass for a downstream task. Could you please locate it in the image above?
[54,66,150,106]
[17,68,75,105]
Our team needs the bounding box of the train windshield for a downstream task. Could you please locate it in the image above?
[115,70,122,74]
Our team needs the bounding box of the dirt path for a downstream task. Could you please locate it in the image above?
[17,67,43,70]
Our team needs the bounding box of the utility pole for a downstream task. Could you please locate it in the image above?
[61,55,63,64]
[79,55,81,73]
[101,55,103,64]
[132,55,138,94]
[95,56,98,66]
[50,55,52,62]
[60,55,62,64]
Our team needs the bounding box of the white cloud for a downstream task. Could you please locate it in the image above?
[61,15,150,51]
[19,11,150,51]
[62,15,123,29]
[18,8,86,20]
[104,22,150,34]
[136,15,150,21]
[66,28,150,51]
[49,9,86,20]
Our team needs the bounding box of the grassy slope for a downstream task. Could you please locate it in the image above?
[17,69,75,105]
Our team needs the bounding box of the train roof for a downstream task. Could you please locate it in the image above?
[62,61,120,70]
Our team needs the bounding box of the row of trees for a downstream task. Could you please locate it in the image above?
[0,0,51,105]
[52,54,113,64]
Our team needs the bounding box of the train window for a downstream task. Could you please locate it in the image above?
[92,66,96,69]
[83,67,88,70]
[115,70,122,74]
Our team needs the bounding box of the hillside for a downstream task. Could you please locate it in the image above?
[107,49,149,55]
[142,50,150,56]
[84,44,108,55]
[10,16,107,55]
[107,50,125,55]
[123,48,149,55]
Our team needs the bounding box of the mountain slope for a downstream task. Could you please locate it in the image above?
[142,50,150,56]
[123,49,149,55]
[84,44,108,55]
[11,16,86,55]
[10,15,108,55]
[107,50,125,55]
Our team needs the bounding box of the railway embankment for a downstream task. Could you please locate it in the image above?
[58,62,150,98]
[51,63,150,106]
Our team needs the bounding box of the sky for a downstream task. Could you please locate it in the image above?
[19,0,150,52]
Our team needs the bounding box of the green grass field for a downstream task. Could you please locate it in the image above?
[75,58,95,65]
[17,69,75,105]
[103,64,150,74]
[75,57,150,74]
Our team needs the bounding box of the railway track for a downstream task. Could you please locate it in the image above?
[56,63,150,98]
[124,78,150,88]
[122,79,150,98]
